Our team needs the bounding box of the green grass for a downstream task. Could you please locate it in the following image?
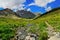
[0,9,60,40]
[0,17,28,40]
[27,9,60,40]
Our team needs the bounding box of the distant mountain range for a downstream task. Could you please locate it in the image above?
[0,8,36,19]
[0,8,60,19]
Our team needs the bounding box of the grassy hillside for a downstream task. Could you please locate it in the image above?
[0,8,60,40]
[28,8,60,40]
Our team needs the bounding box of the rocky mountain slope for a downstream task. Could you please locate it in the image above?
[0,8,15,16]
[0,9,36,19]
[16,10,36,19]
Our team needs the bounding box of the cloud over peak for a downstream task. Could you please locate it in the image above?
[0,0,26,10]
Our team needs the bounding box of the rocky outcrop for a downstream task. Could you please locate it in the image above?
[14,27,38,40]
[16,10,36,19]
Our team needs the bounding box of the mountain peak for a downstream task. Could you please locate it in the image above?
[16,10,36,19]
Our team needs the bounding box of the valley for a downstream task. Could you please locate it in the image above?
[0,8,60,40]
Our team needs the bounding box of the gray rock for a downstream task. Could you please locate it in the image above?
[15,27,38,40]
[48,32,60,40]
[16,10,36,19]
[25,33,38,40]
[25,36,35,40]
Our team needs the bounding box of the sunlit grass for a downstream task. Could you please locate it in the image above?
[0,9,60,40]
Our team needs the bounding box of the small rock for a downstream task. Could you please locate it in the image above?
[25,36,35,40]
[48,32,60,40]
[25,33,38,40]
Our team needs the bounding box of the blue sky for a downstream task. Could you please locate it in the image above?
[23,0,60,14]
[47,0,60,8]
[0,0,60,14]
[0,7,4,10]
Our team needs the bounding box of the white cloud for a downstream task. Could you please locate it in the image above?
[34,0,56,7]
[26,0,55,12]
[27,8,31,11]
[0,0,56,12]
[45,7,52,12]
[0,0,26,10]
[27,0,55,7]
[28,3,35,6]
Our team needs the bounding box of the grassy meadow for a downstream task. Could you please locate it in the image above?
[0,9,60,40]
